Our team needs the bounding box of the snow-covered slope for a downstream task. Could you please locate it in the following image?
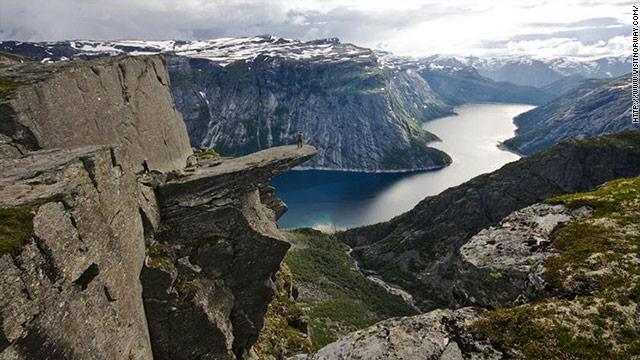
[4,36,374,67]
[426,55,630,87]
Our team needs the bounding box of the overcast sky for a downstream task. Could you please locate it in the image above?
[0,0,632,59]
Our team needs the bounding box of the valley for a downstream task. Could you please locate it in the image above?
[0,26,637,360]
[272,103,532,229]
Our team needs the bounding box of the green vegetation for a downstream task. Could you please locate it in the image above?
[253,265,313,359]
[193,148,220,159]
[284,229,416,349]
[473,177,640,359]
[0,51,31,65]
[0,76,21,101]
[145,242,174,272]
[0,207,34,255]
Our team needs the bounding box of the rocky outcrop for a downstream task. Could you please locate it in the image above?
[503,76,636,155]
[292,307,500,360]
[0,55,192,172]
[250,264,312,360]
[456,203,591,308]
[142,145,316,360]
[0,55,318,359]
[339,131,640,311]
[0,146,153,359]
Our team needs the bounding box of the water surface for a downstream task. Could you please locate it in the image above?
[271,103,535,230]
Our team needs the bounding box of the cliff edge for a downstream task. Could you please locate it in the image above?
[0,55,317,359]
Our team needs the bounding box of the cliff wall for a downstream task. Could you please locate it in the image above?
[0,55,316,359]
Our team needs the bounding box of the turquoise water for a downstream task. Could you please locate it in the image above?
[271,103,535,230]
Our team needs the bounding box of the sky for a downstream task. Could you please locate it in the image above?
[0,0,633,59]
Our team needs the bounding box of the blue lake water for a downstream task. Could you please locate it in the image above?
[271,103,535,230]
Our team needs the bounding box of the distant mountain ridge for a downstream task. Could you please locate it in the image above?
[503,75,635,155]
[426,54,630,87]
[0,36,552,171]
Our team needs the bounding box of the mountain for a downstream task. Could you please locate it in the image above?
[337,131,640,311]
[0,54,317,359]
[427,55,630,88]
[417,66,553,106]
[300,176,640,359]
[0,37,549,171]
[540,74,588,97]
[503,76,635,155]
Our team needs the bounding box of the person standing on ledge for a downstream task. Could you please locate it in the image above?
[296,130,303,148]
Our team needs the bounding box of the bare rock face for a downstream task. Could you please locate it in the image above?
[292,307,500,360]
[0,55,192,172]
[0,54,317,360]
[456,203,592,308]
[0,146,153,359]
[141,145,317,360]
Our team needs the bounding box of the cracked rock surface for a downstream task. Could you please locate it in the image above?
[0,55,192,172]
[456,203,592,308]
[142,145,316,360]
[0,54,317,360]
[291,307,500,360]
[0,146,153,359]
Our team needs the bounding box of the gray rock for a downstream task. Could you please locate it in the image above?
[142,145,317,360]
[166,54,451,171]
[0,54,318,360]
[0,55,192,172]
[457,203,592,307]
[0,146,153,359]
[292,307,501,360]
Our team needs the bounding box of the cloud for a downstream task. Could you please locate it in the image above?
[0,0,631,59]
[498,35,630,59]
[528,17,623,28]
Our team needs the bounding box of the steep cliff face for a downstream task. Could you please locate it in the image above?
[503,76,636,155]
[0,146,153,359]
[0,55,317,359]
[0,55,192,171]
[166,51,451,171]
[338,131,640,311]
[143,145,315,359]
[0,37,454,171]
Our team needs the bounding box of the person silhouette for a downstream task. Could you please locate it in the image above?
[296,130,303,148]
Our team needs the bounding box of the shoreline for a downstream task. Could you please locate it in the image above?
[291,163,449,174]
[497,141,526,157]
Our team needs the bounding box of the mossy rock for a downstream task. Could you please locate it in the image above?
[194,148,220,159]
[0,76,21,102]
[472,177,640,359]
[0,207,34,255]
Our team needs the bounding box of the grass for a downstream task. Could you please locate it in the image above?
[193,148,220,159]
[0,52,31,65]
[284,229,416,349]
[0,207,34,255]
[0,76,21,101]
[472,177,640,359]
[252,265,313,359]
